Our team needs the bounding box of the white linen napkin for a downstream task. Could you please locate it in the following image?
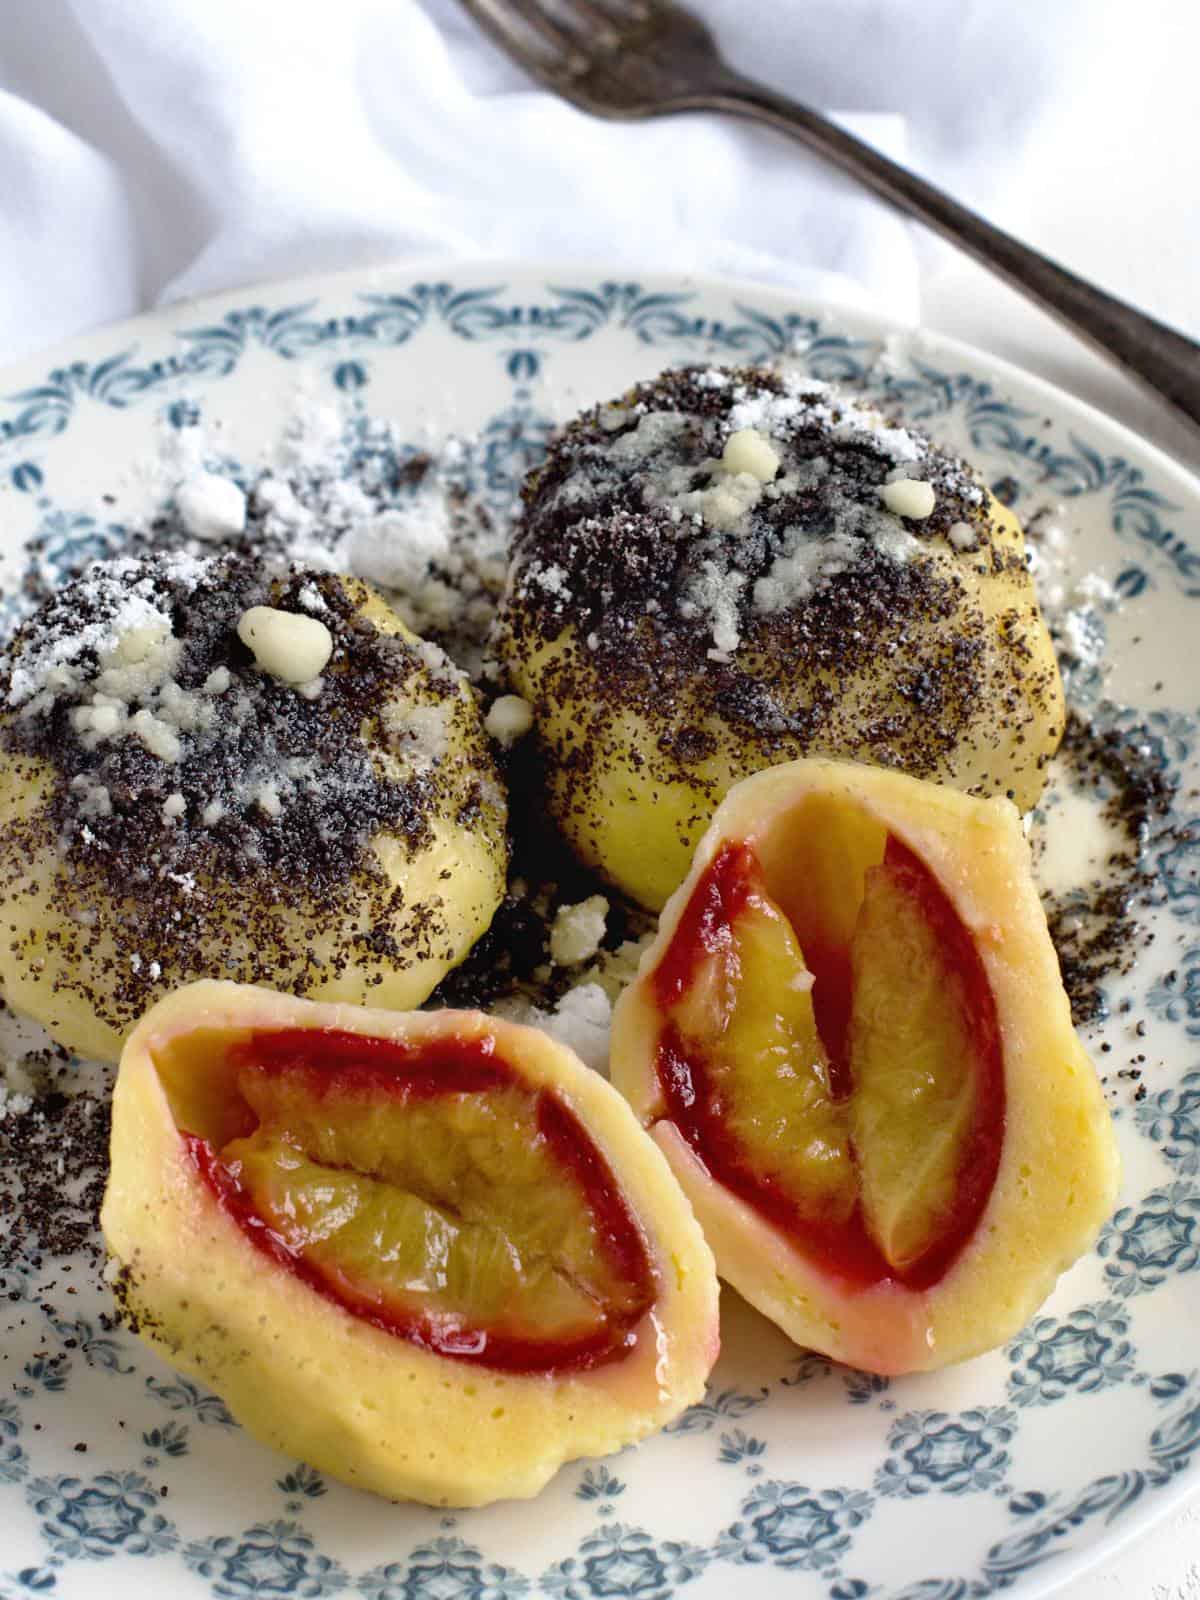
[0,0,1115,367]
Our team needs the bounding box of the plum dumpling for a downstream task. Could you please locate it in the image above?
[610,757,1119,1375]
[101,982,720,1505]
[495,364,1064,910]
[0,553,507,1061]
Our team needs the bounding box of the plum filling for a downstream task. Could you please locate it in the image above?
[652,837,1004,1290]
[179,1029,657,1372]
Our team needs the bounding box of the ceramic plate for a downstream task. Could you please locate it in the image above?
[1,263,1198,1600]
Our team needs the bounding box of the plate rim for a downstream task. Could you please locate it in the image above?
[2,254,1197,506]
[0,255,1196,1600]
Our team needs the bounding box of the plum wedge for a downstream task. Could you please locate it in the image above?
[611,758,1120,1375]
[101,982,719,1506]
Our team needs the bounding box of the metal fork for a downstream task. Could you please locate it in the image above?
[458,0,1200,433]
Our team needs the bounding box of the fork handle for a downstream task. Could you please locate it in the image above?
[696,73,1200,431]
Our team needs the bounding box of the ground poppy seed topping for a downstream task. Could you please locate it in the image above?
[499,363,1049,761]
[0,552,503,1038]
[497,365,1064,906]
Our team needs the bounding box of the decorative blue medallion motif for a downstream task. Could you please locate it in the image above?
[874,1409,1016,1498]
[26,1472,177,1563]
[717,1482,874,1572]
[358,1534,530,1600]
[183,1519,348,1597]
[541,1523,710,1598]
[1098,1181,1200,1296]
[1006,1302,1137,1406]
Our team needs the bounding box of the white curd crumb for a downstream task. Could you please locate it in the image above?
[161,792,185,823]
[947,520,978,551]
[881,478,936,519]
[175,471,247,541]
[540,983,613,1075]
[549,895,609,968]
[484,694,534,747]
[721,428,780,483]
[81,703,123,738]
[493,982,615,1077]
[0,1085,33,1121]
[129,706,182,763]
[255,782,283,819]
[237,606,333,685]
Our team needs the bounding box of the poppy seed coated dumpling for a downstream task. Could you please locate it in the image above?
[495,364,1064,910]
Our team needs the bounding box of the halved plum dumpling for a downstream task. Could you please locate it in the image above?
[611,758,1120,1375]
[101,982,719,1506]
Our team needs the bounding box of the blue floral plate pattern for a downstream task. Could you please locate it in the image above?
[0,264,1197,1600]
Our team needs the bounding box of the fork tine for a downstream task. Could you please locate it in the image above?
[536,0,641,42]
[456,0,585,85]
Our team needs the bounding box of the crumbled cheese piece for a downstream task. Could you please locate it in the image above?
[71,774,112,816]
[113,621,171,666]
[533,563,571,599]
[175,471,247,542]
[255,782,283,819]
[129,705,182,762]
[254,475,312,532]
[493,982,614,1075]
[74,701,123,739]
[161,792,186,822]
[1074,571,1118,605]
[237,606,333,685]
[549,896,609,968]
[381,700,451,774]
[880,479,936,520]
[539,983,613,1074]
[8,590,172,711]
[721,428,780,483]
[0,1084,33,1121]
[947,520,977,551]
[344,494,453,596]
[682,560,745,660]
[753,530,862,612]
[484,694,534,747]
[662,469,765,533]
[201,800,225,827]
